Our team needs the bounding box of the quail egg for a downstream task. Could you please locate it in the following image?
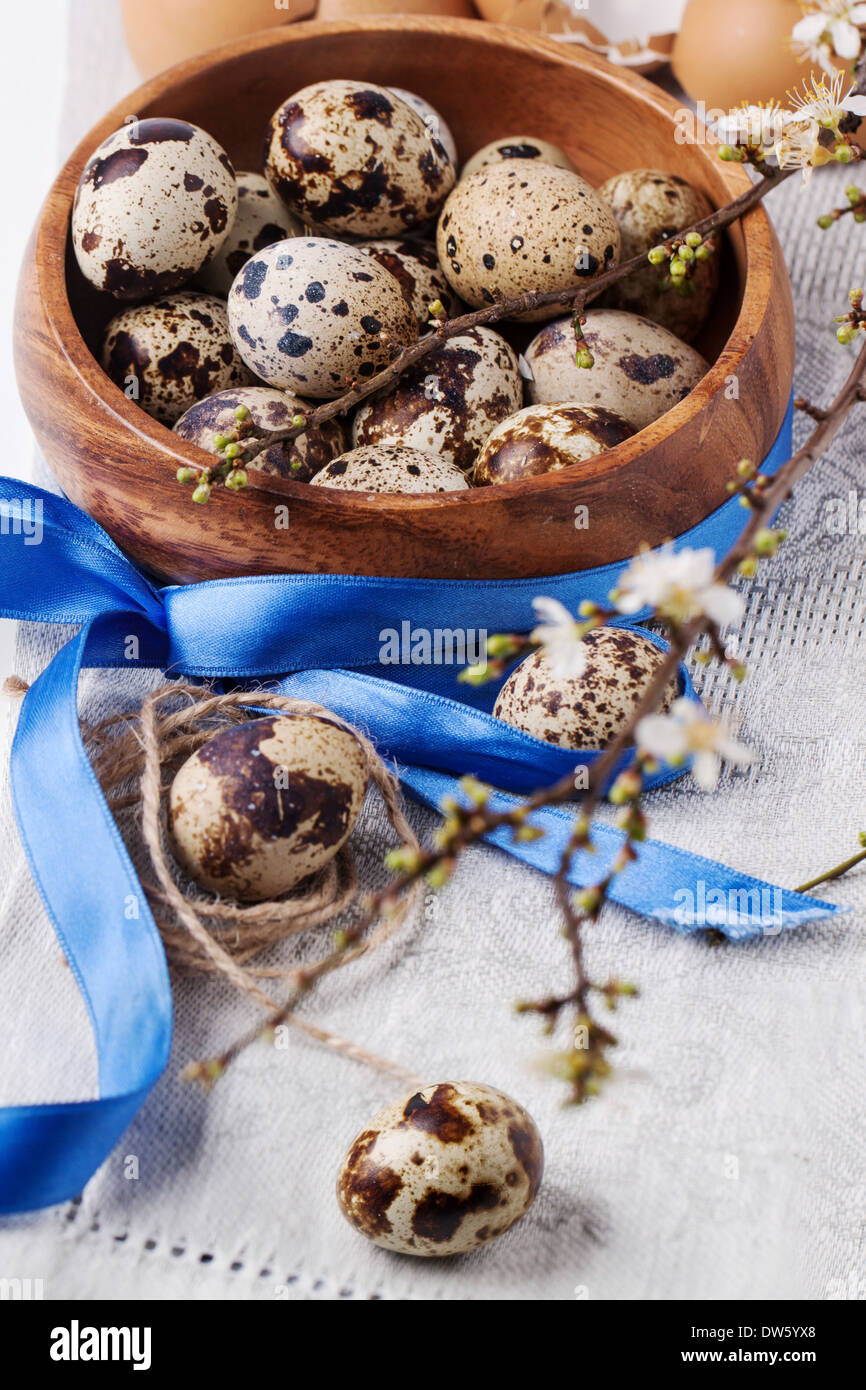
[436,161,619,320]
[227,238,417,399]
[461,135,575,180]
[388,87,458,166]
[264,80,455,236]
[357,239,458,327]
[473,403,634,485]
[197,172,302,297]
[524,308,709,431]
[101,291,252,424]
[72,117,237,300]
[598,169,718,342]
[311,443,468,494]
[494,626,679,750]
[168,714,368,901]
[173,385,344,482]
[352,326,522,473]
[337,1080,544,1256]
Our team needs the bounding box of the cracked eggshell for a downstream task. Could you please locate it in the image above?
[461,135,575,180]
[198,172,302,297]
[525,308,709,431]
[352,325,523,473]
[337,1080,543,1256]
[598,169,718,342]
[494,627,679,750]
[72,117,237,300]
[227,238,417,399]
[173,385,344,483]
[168,714,367,902]
[101,291,253,425]
[264,80,455,236]
[357,238,458,327]
[436,161,619,321]
[473,402,634,485]
[311,443,468,493]
[388,87,458,167]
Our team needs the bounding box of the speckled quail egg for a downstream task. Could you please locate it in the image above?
[357,239,458,327]
[524,308,709,431]
[337,1080,543,1256]
[352,326,522,473]
[597,169,719,342]
[311,443,468,494]
[227,238,417,399]
[101,291,252,425]
[197,172,302,297]
[494,627,679,750]
[473,403,634,486]
[168,714,368,901]
[173,385,344,482]
[71,117,237,300]
[436,162,619,321]
[388,87,458,166]
[461,135,575,180]
[264,80,455,236]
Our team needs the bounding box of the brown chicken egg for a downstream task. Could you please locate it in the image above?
[436,161,620,320]
[337,1080,544,1256]
[494,627,679,749]
[168,714,368,901]
[264,80,455,236]
[473,403,634,485]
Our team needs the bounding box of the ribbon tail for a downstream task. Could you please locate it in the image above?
[397,766,844,940]
[0,615,172,1213]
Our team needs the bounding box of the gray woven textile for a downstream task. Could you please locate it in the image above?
[0,2,863,1301]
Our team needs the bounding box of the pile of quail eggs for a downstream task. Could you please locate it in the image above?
[72,83,717,496]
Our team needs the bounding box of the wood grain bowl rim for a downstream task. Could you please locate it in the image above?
[31,16,779,518]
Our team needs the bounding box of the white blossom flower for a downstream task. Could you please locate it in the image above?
[531,596,587,678]
[611,546,744,628]
[636,698,753,792]
[792,2,866,72]
[774,116,834,177]
[712,103,792,148]
[788,71,866,131]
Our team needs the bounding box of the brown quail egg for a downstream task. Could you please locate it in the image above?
[168,714,367,901]
[436,162,619,321]
[101,291,253,425]
[357,239,458,328]
[264,80,455,236]
[473,403,634,486]
[197,172,302,297]
[311,443,468,494]
[352,326,522,473]
[337,1080,543,1256]
[173,385,344,483]
[388,87,458,166]
[71,117,237,300]
[598,169,719,342]
[461,135,575,180]
[494,627,679,750]
[524,308,709,431]
[226,238,417,399]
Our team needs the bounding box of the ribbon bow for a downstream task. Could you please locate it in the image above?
[0,405,843,1213]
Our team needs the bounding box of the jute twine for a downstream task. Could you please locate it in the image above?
[4,676,424,1083]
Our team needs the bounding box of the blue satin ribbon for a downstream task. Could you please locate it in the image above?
[0,396,844,1213]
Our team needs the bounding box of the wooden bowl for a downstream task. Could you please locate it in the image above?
[15,17,794,585]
